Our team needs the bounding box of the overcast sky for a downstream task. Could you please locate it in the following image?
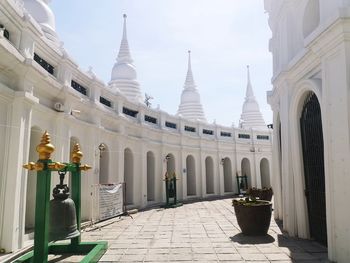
[51,0,272,126]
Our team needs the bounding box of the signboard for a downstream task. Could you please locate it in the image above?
[98,184,124,221]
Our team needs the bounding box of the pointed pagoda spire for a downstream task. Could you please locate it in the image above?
[240,65,266,130]
[177,51,206,122]
[109,14,143,103]
[117,14,133,63]
[246,65,255,99]
[184,50,196,88]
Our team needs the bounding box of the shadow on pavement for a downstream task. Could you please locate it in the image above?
[230,233,275,245]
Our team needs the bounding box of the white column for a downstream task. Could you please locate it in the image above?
[1,92,37,252]
[280,83,296,236]
[319,43,350,262]
[271,108,283,220]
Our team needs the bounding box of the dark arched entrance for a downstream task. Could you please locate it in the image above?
[300,92,327,246]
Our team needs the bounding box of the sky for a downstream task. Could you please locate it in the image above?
[51,0,273,126]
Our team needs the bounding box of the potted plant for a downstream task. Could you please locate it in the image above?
[232,196,272,235]
[248,187,273,201]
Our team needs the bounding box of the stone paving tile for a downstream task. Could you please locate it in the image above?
[78,198,330,263]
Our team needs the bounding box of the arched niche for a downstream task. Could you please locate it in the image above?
[25,126,42,232]
[186,155,196,196]
[300,92,327,245]
[241,158,251,188]
[260,158,271,188]
[147,151,155,202]
[223,157,233,192]
[205,157,214,194]
[124,148,134,205]
[303,0,320,38]
[166,153,175,175]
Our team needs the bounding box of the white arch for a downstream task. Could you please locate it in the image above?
[288,79,324,239]
[205,156,214,194]
[124,148,134,205]
[241,158,251,189]
[186,155,196,196]
[147,151,155,202]
[260,158,271,188]
[302,0,320,39]
[223,157,233,192]
[166,153,176,175]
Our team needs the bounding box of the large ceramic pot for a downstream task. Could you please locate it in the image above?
[233,199,272,235]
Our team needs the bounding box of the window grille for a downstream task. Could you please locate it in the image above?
[100,96,112,107]
[123,107,138,117]
[71,80,87,96]
[34,53,54,75]
[185,126,196,132]
[203,129,214,135]
[220,131,232,137]
[145,115,157,124]
[165,121,177,129]
[238,134,250,139]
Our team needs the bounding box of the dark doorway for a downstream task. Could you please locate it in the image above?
[300,92,327,246]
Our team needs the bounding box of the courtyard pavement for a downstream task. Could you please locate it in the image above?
[76,198,328,263]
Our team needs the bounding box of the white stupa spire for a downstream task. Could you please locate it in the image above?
[117,14,132,63]
[177,51,206,122]
[240,66,266,130]
[23,0,59,44]
[109,14,143,103]
[185,51,195,88]
[246,65,254,98]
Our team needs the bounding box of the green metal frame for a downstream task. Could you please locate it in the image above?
[17,160,107,263]
[236,174,248,195]
[163,172,182,208]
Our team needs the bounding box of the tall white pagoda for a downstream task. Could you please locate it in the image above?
[177,51,206,122]
[240,66,266,130]
[109,14,143,103]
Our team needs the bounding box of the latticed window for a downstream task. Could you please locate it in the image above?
[71,80,87,96]
[145,115,157,124]
[123,107,138,117]
[203,129,213,135]
[238,134,250,139]
[3,29,9,40]
[165,121,177,129]
[100,97,112,107]
[257,135,269,140]
[185,126,196,132]
[220,131,232,137]
[34,53,54,75]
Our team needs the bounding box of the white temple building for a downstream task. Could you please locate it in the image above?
[265,0,350,262]
[0,0,272,254]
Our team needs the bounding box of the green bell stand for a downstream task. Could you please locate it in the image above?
[162,172,182,208]
[17,131,107,263]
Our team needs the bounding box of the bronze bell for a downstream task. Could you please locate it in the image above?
[49,171,80,241]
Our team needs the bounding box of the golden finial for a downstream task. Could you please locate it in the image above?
[36,131,55,160]
[47,162,66,171]
[79,164,92,171]
[23,162,44,171]
[72,143,83,163]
